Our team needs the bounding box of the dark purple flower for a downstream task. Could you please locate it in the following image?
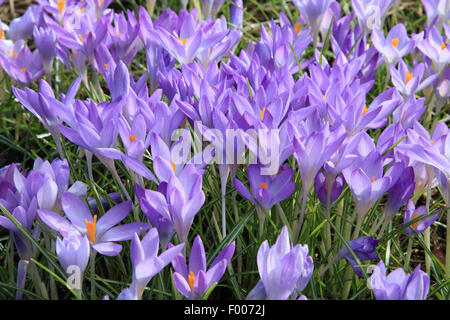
[172,235,235,299]
[337,236,379,278]
[402,199,441,234]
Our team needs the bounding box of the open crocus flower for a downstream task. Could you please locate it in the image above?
[171,235,235,300]
[343,150,403,218]
[37,192,149,256]
[402,199,441,235]
[233,163,296,215]
[371,24,417,66]
[370,260,429,300]
[390,60,439,98]
[417,25,450,72]
[0,45,44,84]
[130,229,184,299]
[247,226,314,300]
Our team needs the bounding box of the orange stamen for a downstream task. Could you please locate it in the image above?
[0,29,4,40]
[412,213,419,229]
[105,63,108,70]
[129,135,136,142]
[361,104,368,117]
[430,140,434,145]
[260,107,266,121]
[177,36,188,45]
[57,0,65,14]
[392,38,399,48]
[405,71,413,85]
[441,42,447,50]
[259,182,268,189]
[85,215,97,243]
[79,33,85,43]
[20,67,27,73]
[295,22,301,35]
[371,176,375,183]
[188,272,195,292]
[171,161,176,172]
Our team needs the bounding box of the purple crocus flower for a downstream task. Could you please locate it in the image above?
[417,25,450,72]
[390,60,439,98]
[135,183,175,249]
[336,236,379,278]
[351,0,396,33]
[172,235,235,299]
[383,166,415,221]
[38,192,149,256]
[292,0,332,43]
[342,150,402,219]
[247,226,314,300]
[422,0,450,28]
[33,26,56,75]
[372,24,417,65]
[402,199,441,234]
[233,164,296,214]
[8,5,41,41]
[314,171,344,205]
[370,260,429,300]
[56,227,90,275]
[0,45,44,84]
[130,229,184,299]
[202,0,226,19]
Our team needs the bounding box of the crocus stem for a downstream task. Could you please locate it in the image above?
[90,250,97,300]
[341,266,354,300]
[404,238,413,269]
[44,235,58,300]
[446,208,450,278]
[86,150,95,186]
[276,203,293,241]
[51,131,65,160]
[383,63,391,91]
[30,261,48,299]
[385,222,393,267]
[232,190,243,284]
[220,168,230,238]
[344,209,357,242]
[371,210,387,235]
[352,215,363,239]
[294,190,308,243]
[324,178,332,254]
[424,184,431,275]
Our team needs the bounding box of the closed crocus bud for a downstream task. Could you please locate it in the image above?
[402,199,441,235]
[56,228,90,275]
[247,226,314,300]
[33,26,56,75]
[230,0,243,29]
[314,171,344,205]
[336,236,379,278]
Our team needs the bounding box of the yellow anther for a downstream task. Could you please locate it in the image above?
[392,38,399,48]
[405,71,413,85]
[85,215,98,243]
[188,272,195,292]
